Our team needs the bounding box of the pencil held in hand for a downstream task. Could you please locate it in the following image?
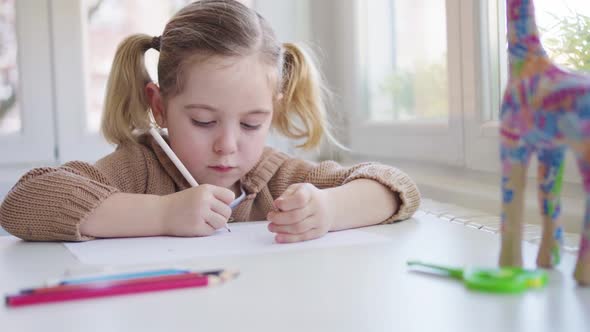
[148,126,231,232]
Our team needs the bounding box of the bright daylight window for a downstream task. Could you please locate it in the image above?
[358,0,590,170]
[361,0,590,126]
[85,0,192,132]
[360,0,448,125]
[488,0,590,121]
[0,0,19,136]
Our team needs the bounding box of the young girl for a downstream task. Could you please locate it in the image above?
[0,0,420,243]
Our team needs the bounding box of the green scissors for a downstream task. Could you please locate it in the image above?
[407,261,548,293]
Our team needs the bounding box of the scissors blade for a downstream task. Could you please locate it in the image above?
[406,261,464,279]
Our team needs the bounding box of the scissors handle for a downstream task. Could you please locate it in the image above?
[463,267,548,293]
[406,261,464,279]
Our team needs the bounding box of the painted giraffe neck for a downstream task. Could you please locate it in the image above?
[506,0,548,74]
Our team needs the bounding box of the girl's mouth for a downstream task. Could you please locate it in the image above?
[209,166,235,173]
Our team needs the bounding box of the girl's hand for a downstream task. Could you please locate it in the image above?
[161,184,235,237]
[267,183,334,243]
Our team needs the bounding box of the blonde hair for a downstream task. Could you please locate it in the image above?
[102,0,334,150]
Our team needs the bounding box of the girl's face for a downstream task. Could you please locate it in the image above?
[148,55,276,194]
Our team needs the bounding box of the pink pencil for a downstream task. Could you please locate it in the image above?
[22,272,207,295]
[6,273,218,308]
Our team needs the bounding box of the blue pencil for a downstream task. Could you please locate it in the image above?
[45,268,223,287]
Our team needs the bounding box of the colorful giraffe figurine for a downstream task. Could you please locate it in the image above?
[499,0,590,285]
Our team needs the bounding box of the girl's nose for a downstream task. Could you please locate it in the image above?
[213,130,238,155]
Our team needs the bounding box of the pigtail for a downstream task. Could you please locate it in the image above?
[274,43,332,150]
[101,34,154,145]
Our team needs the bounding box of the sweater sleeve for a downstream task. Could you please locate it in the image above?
[269,158,421,223]
[0,144,148,241]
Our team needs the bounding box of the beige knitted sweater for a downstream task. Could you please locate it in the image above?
[0,135,421,241]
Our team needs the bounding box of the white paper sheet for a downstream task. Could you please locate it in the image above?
[64,222,391,265]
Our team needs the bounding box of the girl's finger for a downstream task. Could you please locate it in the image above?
[210,185,236,205]
[274,227,325,243]
[268,216,315,234]
[195,219,216,236]
[282,183,302,196]
[211,199,232,219]
[274,184,311,212]
[205,211,229,230]
[267,204,313,226]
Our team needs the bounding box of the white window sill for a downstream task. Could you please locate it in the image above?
[345,156,584,248]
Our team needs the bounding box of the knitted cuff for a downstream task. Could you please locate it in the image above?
[343,164,421,223]
[0,169,119,241]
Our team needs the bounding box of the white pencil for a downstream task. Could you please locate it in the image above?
[148,126,231,232]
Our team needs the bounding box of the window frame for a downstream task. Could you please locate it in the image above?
[0,0,56,165]
[337,0,581,183]
[341,0,465,166]
[0,0,583,186]
[462,0,500,173]
[50,0,114,163]
[463,0,580,183]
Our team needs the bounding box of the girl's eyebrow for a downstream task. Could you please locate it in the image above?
[184,103,271,115]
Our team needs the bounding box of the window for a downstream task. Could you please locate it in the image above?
[0,0,255,168]
[5,1,586,183]
[362,0,449,124]
[0,0,55,165]
[51,0,205,162]
[0,0,19,136]
[537,0,590,72]
[487,0,590,123]
[349,0,463,165]
[473,0,589,181]
[342,0,589,183]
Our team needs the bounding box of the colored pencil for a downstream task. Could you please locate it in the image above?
[53,268,223,286]
[148,125,231,232]
[6,271,238,308]
[22,272,207,295]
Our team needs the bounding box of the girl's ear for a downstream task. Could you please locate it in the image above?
[145,82,167,128]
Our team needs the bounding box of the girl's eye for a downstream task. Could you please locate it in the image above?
[192,120,216,127]
[241,123,261,130]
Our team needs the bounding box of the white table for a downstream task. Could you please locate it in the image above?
[1,212,588,332]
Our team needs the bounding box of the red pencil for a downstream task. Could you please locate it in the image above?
[21,273,207,295]
[6,272,233,308]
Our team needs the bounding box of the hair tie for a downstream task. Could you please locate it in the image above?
[151,36,161,51]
